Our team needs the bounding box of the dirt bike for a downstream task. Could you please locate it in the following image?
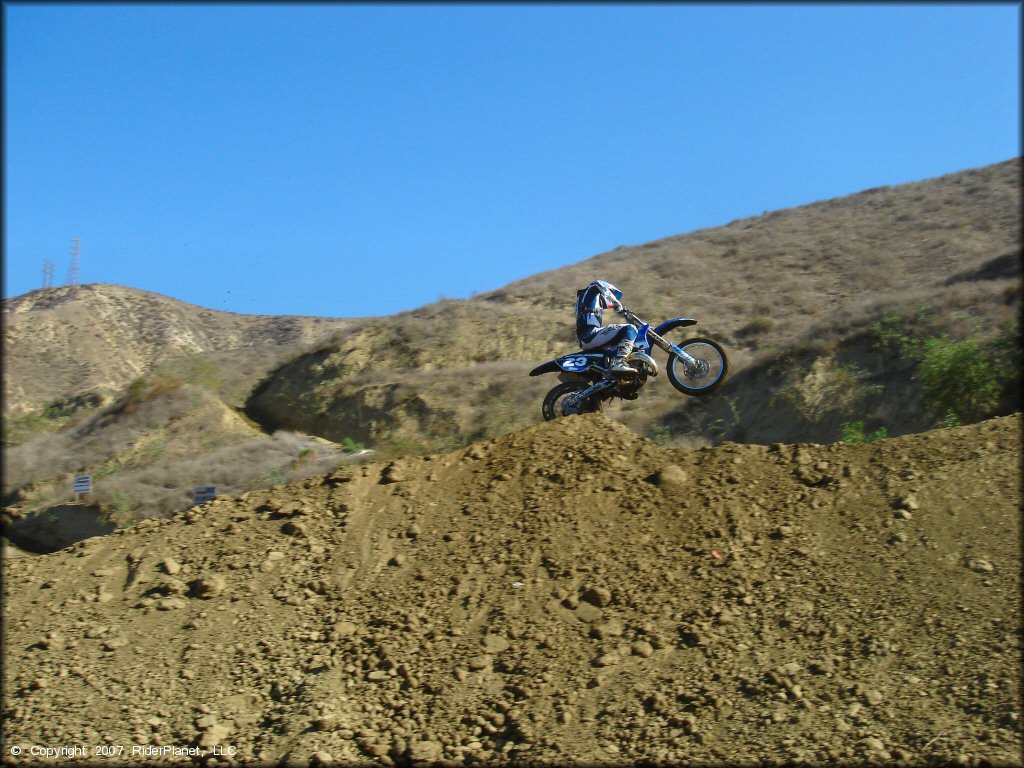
[529,307,729,420]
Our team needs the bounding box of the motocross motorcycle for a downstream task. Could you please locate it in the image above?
[529,307,728,420]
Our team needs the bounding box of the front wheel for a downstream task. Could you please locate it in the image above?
[542,382,603,421]
[666,338,729,396]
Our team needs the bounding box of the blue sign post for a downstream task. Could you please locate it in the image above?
[72,475,92,501]
[191,486,217,505]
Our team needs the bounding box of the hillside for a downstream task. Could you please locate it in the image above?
[2,379,367,554]
[247,158,1021,450]
[3,411,1020,765]
[2,283,353,416]
[2,157,1020,541]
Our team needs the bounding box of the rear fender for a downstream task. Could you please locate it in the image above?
[530,352,605,376]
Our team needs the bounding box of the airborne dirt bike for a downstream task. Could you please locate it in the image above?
[529,307,729,420]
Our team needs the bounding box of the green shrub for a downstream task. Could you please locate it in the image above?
[708,396,742,439]
[2,396,101,447]
[341,437,364,453]
[915,335,1000,423]
[93,459,121,479]
[987,325,1022,391]
[870,313,917,355]
[481,396,523,439]
[127,377,148,399]
[181,352,222,390]
[839,420,888,444]
[871,311,1019,425]
[771,359,876,424]
[2,410,51,446]
[645,423,671,446]
[245,467,288,491]
[100,491,136,528]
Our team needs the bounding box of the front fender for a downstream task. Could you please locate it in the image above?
[653,318,698,335]
[529,361,561,376]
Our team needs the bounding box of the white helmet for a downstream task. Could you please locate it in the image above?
[590,279,622,306]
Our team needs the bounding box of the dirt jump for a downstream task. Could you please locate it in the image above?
[2,412,1020,766]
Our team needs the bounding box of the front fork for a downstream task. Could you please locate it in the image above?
[647,330,703,372]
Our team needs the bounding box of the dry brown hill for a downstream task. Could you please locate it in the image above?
[2,411,1020,766]
[2,283,353,417]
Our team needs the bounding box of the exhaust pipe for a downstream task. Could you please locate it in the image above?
[626,351,658,376]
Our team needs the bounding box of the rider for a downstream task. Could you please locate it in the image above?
[575,279,637,374]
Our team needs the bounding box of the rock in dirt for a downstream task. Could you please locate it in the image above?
[896,494,920,511]
[631,640,655,658]
[581,586,612,607]
[381,463,406,484]
[408,739,444,762]
[591,620,624,640]
[333,621,358,638]
[153,577,189,595]
[482,634,510,654]
[650,464,689,492]
[574,602,604,623]
[966,557,995,573]
[191,574,226,598]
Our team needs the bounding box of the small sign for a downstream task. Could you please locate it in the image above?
[73,475,93,494]
[191,486,217,504]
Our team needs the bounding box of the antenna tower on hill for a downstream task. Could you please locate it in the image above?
[42,259,55,289]
[65,238,80,285]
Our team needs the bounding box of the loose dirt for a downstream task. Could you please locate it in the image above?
[2,413,1021,766]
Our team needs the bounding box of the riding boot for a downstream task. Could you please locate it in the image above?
[609,338,635,373]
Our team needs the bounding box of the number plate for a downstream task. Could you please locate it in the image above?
[560,356,590,371]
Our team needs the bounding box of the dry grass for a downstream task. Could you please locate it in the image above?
[89,430,354,523]
[3,381,363,525]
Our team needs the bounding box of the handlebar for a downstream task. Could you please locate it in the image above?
[618,306,644,325]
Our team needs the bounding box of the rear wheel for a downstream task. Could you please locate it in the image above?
[542,382,603,421]
[666,338,728,396]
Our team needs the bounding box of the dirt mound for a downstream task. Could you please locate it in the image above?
[2,413,1021,766]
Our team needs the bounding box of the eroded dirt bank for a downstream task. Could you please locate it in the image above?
[2,413,1021,766]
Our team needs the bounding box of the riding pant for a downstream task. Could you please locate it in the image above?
[579,323,637,351]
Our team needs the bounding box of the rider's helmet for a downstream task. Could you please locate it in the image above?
[575,279,623,317]
[592,279,622,303]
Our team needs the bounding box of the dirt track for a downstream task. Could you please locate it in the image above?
[2,413,1021,766]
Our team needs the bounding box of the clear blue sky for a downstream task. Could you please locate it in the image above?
[4,3,1020,318]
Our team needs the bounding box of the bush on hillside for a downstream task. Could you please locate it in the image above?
[2,394,104,447]
[871,311,1019,425]
[839,421,889,444]
[915,336,1001,424]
